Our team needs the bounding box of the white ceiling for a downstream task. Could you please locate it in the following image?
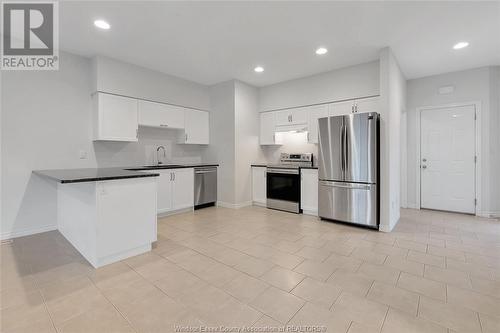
[59,1,500,87]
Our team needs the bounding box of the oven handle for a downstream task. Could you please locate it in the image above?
[266,168,299,175]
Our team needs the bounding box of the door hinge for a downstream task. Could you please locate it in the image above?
[474,198,477,206]
[474,155,477,163]
[474,113,477,120]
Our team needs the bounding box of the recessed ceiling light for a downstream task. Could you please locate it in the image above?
[254,66,264,73]
[453,41,469,50]
[94,20,111,30]
[315,47,328,55]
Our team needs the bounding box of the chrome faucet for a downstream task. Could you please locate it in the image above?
[156,146,166,165]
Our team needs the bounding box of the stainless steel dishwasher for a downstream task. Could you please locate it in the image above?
[194,166,217,209]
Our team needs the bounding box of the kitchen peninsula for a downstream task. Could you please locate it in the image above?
[34,167,159,268]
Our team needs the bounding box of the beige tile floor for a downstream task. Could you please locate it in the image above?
[1,206,500,333]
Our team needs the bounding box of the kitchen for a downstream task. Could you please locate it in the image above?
[2,1,500,333]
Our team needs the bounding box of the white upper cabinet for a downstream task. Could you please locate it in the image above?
[179,109,209,144]
[275,108,307,126]
[306,104,329,144]
[93,92,138,142]
[355,97,379,113]
[260,112,280,145]
[138,100,184,129]
[329,100,353,116]
[329,97,379,116]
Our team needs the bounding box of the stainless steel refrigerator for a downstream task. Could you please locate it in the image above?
[318,112,379,229]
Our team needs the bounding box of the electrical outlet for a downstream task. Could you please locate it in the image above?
[79,150,88,159]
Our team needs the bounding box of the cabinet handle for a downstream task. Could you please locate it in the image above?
[351,105,354,113]
[173,173,176,181]
[273,133,275,143]
[170,172,172,181]
[160,124,169,127]
[291,114,293,122]
[185,133,188,142]
[307,132,310,142]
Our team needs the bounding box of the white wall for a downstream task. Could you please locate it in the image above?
[205,81,236,206]
[406,66,499,217]
[92,56,210,111]
[259,61,380,111]
[379,47,406,232]
[234,81,264,205]
[1,52,209,239]
[258,61,381,164]
[489,67,500,217]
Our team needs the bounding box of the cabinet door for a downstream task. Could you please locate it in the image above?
[306,105,329,144]
[252,167,267,205]
[355,97,379,113]
[157,170,173,214]
[94,93,138,141]
[260,112,278,145]
[96,178,157,258]
[301,168,318,215]
[275,109,291,126]
[138,100,184,129]
[329,100,353,116]
[290,107,308,124]
[183,109,209,144]
[172,168,194,210]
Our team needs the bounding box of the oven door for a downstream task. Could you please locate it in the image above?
[266,168,300,213]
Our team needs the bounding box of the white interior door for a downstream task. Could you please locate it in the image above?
[420,105,475,214]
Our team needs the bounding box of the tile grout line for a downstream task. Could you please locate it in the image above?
[88,274,141,333]
[38,289,59,333]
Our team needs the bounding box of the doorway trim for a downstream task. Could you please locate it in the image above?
[415,101,482,216]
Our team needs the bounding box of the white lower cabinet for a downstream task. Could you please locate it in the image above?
[157,168,194,214]
[57,177,157,268]
[252,167,267,206]
[301,168,318,216]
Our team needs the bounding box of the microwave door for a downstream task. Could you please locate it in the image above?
[344,113,377,184]
[318,116,344,181]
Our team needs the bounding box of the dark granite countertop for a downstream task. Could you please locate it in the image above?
[251,164,318,170]
[34,163,219,184]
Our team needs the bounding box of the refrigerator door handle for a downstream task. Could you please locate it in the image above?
[344,122,348,177]
[319,180,373,190]
[340,124,344,175]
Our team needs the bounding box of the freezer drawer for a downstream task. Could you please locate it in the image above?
[318,180,378,228]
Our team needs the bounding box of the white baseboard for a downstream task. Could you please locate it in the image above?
[302,209,318,217]
[405,203,417,209]
[157,207,194,218]
[1,224,57,240]
[217,201,253,209]
[477,211,500,219]
[252,201,266,207]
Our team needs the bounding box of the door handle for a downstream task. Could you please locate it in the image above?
[340,124,344,173]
